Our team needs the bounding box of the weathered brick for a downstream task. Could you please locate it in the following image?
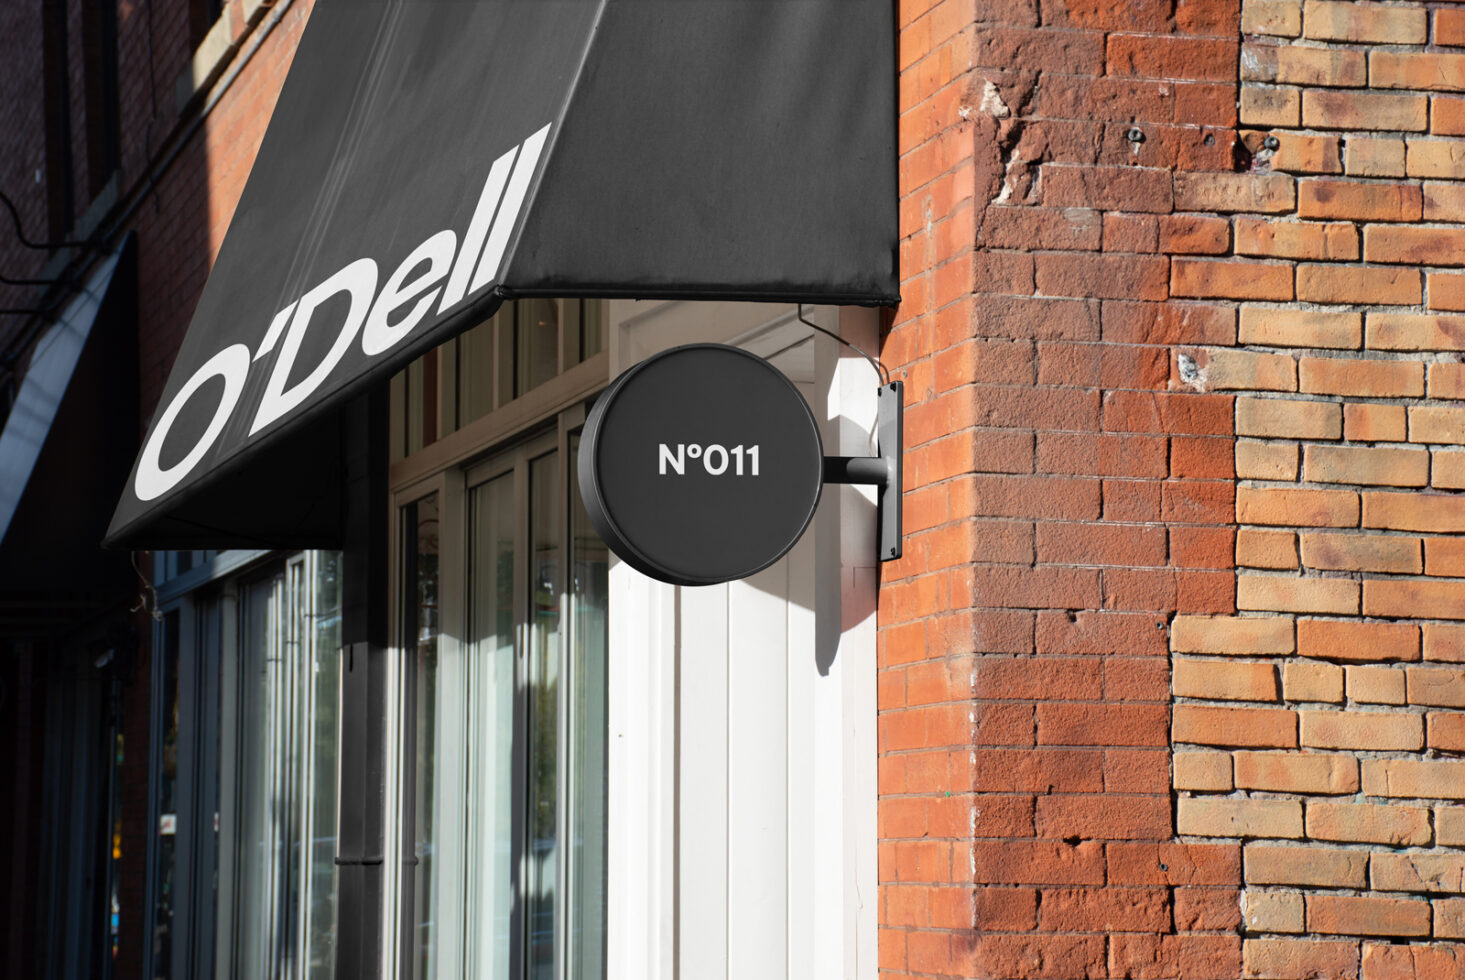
[1172,614,1295,655]
[1243,938,1361,979]
[1241,85,1300,127]
[1366,579,1465,620]
[1174,704,1299,748]
[1298,179,1422,222]
[1041,164,1175,214]
[1301,709,1423,751]
[1426,536,1465,575]
[1344,137,1405,179]
[1302,90,1427,132]
[1239,527,1298,568]
[1174,750,1234,791]
[1407,666,1465,707]
[1431,272,1465,311]
[1234,218,1357,261]
[1298,265,1421,306]
[1242,0,1301,36]
[1268,132,1344,175]
[1236,487,1358,528]
[1364,225,1465,266]
[1239,307,1360,349]
[1299,357,1423,399]
[1346,665,1406,705]
[1243,43,1365,87]
[1430,364,1465,401]
[1178,797,1303,839]
[1362,758,1465,799]
[1365,492,1465,533]
[1440,898,1465,939]
[1414,406,1465,447]
[1297,619,1421,662]
[1243,890,1305,934]
[1234,751,1358,794]
[1236,441,1298,482]
[1302,0,1426,43]
[1367,313,1465,352]
[1435,96,1465,137]
[1035,252,1170,300]
[1344,404,1406,442]
[1174,172,1296,213]
[1426,623,1465,663]
[1172,259,1293,301]
[1282,660,1344,703]
[1239,575,1358,614]
[1199,348,1296,392]
[1160,214,1231,255]
[1439,806,1465,846]
[1307,894,1430,938]
[1372,853,1465,893]
[1300,532,1422,575]
[1441,8,1465,47]
[1408,139,1465,180]
[1303,445,1428,487]
[1306,801,1432,845]
[1361,941,1465,979]
[1236,396,1340,439]
[1373,52,1465,93]
[1245,844,1367,887]
[1424,181,1465,223]
[1175,659,1279,701]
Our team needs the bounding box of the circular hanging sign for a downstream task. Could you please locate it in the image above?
[578,343,824,586]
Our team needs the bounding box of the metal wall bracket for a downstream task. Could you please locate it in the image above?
[822,380,903,561]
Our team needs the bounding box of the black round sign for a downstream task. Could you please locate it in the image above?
[578,344,824,586]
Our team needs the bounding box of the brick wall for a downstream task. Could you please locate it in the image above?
[885,1,1465,977]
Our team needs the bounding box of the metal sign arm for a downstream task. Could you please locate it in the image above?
[821,381,903,561]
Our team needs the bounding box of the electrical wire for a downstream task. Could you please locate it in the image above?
[0,189,91,250]
[797,304,889,385]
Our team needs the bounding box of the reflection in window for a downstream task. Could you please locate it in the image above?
[389,300,608,462]
[404,434,608,979]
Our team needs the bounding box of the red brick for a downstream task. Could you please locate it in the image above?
[1234,218,1356,261]
[1035,252,1169,301]
[1107,34,1237,82]
[1173,704,1298,748]
[1361,943,1465,980]
[1037,702,1169,746]
[1307,894,1431,938]
[1036,794,1170,841]
[1172,259,1293,301]
[971,839,1105,885]
[1298,264,1422,306]
[1307,801,1432,845]
[1246,844,1367,888]
[1173,172,1296,213]
[1243,938,1361,980]
[1161,214,1231,255]
[1298,179,1423,222]
[1365,225,1465,266]
[1037,885,1171,932]
[1040,164,1174,214]
[1303,1,1426,44]
[980,206,1102,251]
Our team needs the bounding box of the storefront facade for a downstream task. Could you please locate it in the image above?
[6,1,1465,978]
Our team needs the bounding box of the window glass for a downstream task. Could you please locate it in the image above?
[526,452,560,980]
[515,301,560,397]
[404,496,441,975]
[404,430,607,980]
[150,611,180,980]
[567,436,607,980]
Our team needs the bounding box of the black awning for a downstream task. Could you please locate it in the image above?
[105,0,896,549]
[1,240,136,611]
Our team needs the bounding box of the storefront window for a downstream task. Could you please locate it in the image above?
[146,551,341,980]
[399,425,608,980]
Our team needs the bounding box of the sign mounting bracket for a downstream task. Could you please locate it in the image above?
[822,380,903,562]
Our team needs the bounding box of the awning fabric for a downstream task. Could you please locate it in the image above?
[2,239,135,600]
[105,0,897,549]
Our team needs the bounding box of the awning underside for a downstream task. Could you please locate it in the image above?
[106,0,896,549]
